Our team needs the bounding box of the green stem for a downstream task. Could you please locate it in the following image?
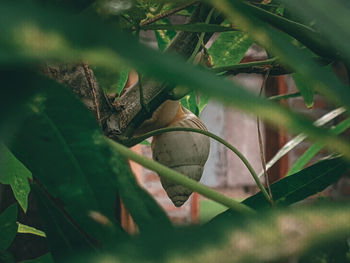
[268,92,302,101]
[140,23,237,33]
[188,8,215,63]
[108,139,254,214]
[123,127,272,204]
[212,57,278,73]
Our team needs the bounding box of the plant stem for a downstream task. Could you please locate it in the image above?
[188,8,215,63]
[124,127,272,204]
[108,139,254,214]
[268,92,301,101]
[139,1,199,27]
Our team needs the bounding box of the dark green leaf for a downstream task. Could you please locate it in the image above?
[31,183,96,262]
[245,157,349,209]
[0,144,32,212]
[19,253,53,263]
[3,71,170,236]
[0,204,18,250]
[209,31,253,67]
[213,157,349,222]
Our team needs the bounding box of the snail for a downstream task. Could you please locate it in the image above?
[139,100,210,207]
[124,72,210,207]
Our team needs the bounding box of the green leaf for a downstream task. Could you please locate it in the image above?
[0,144,32,212]
[31,184,96,262]
[209,31,253,67]
[180,92,199,116]
[288,118,350,176]
[0,204,18,250]
[154,18,176,51]
[292,73,314,108]
[213,157,349,222]
[19,253,53,263]
[116,67,130,96]
[246,157,349,209]
[3,71,170,236]
[17,222,46,238]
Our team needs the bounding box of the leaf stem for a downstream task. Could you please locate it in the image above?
[139,1,199,27]
[107,139,254,214]
[123,127,271,204]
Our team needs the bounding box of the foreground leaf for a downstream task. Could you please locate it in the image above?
[0,144,32,212]
[19,253,53,263]
[0,204,18,250]
[73,204,350,263]
[213,157,349,221]
[1,2,350,159]
[3,71,171,237]
[31,184,96,262]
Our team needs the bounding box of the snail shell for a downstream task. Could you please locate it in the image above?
[152,106,210,207]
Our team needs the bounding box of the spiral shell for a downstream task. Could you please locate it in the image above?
[152,107,210,207]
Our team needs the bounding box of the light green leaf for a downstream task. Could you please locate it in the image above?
[154,18,176,51]
[0,144,32,212]
[116,67,130,96]
[209,31,253,67]
[17,222,46,238]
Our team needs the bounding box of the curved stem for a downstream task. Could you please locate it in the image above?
[108,139,254,214]
[212,57,278,73]
[124,127,272,204]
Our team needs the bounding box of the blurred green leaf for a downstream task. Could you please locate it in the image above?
[3,72,170,238]
[19,253,53,263]
[31,184,97,262]
[181,92,199,116]
[292,72,314,108]
[0,144,32,212]
[288,118,350,176]
[1,2,350,159]
[0,204,18,250]
[17,222,46,238]
[282,0,350,64]
[209,31,253,67]
[74,204,350,263]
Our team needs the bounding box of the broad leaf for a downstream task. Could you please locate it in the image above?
[0,144,32,212]
[209,31,253,68]
[0,204,18,250]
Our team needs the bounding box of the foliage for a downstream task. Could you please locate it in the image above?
[1,0,350,262]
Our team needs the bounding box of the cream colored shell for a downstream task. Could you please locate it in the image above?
[152,107,210,207]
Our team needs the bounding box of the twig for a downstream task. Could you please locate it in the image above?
[139,1,199,27]
[257,69,274,205]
